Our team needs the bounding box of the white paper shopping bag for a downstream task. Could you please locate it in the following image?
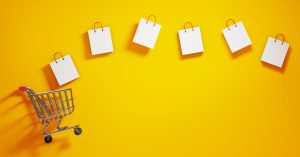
[178,22,204,55]
[222,19,252,53]
[133,15,161,49]
[88,22,113,55]
[261,34,289,68]
[50,53,79,86]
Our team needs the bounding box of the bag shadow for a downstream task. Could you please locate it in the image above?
[126,24,150,56]
[177,34,203,60]
[221,33,252,58]
[261,47,292,73]
[82,32,112,60]
[42,65,60,90]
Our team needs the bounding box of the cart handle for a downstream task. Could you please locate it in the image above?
[19,86,27,92]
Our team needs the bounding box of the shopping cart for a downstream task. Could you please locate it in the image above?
[19,86,82,143]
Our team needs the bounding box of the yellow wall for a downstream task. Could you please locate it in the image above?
[1,0,300,156]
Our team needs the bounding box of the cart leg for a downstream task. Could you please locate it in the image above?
[42,122,49,136]
[56,118,67,130]
[42,123,53,143]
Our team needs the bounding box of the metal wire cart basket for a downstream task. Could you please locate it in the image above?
[19,86,82,143]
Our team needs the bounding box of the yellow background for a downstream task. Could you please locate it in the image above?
[0,0,300,156]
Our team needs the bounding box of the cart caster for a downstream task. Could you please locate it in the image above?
[44,135,52,143]
[74,127,82,135]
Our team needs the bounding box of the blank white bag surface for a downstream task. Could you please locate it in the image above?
[50,54,79,86]
[178,27,204,55]
[88,27,113,55]
[133,18,161,49]
[222,21,252,53]
[261,37,289,68]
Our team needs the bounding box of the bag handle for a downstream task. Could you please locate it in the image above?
[184,22,194,32]
[54,52,64,63]
[94,22,104,32]
[146,15,156,26]
[274,34,285,45]
[226,19,237,30]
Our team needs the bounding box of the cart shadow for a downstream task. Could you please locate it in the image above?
[82,32,112,60]
[126,24,150,56]
[0,91,23,116]
[261,47,292,73]
[0,90,71,157]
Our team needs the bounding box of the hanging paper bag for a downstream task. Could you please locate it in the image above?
[88,22,113,55]
[49,52,79,86]
[178,22,204,55]
[261,34,289,68]
[222,19,252,53]
[133,15,161,49]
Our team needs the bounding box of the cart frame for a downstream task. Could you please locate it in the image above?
[19,86,82,143]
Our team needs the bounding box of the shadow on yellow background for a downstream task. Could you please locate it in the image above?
[43,66,60,90]
[0,91,71,156]
[126,24,150,55]
[83,32,113,60]
[220,34,253,59]
[260,47,292,73]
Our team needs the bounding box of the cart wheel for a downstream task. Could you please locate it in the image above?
[44,135,52,143]
[74,127,82,135]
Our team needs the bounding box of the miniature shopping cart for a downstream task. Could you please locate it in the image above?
[19,86,82,143]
